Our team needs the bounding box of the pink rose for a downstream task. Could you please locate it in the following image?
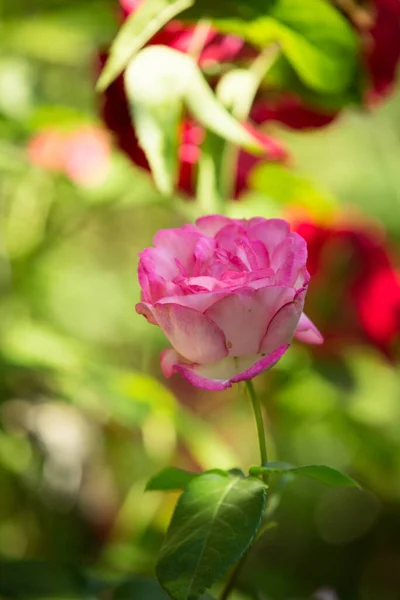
[136,216,323,390]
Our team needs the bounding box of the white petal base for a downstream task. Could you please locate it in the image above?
[161,345,290,390]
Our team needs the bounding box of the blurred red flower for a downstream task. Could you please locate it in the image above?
[98,1,287,197]
[251,94,337,131]
[100,0,400,194]
[363,0,400,103]
[293,216,400,357]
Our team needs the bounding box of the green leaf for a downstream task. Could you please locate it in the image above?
[124,46,262,195]
[146,467,198,491]
[249,463,361,488]
[156,472,267,600]
[146,468,233,491]
[184,0,358,94]
[265,0,358,94]
[216,44,280,120]
[97,0,194,91]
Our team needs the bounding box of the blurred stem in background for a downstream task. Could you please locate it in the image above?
[219,44,280,202]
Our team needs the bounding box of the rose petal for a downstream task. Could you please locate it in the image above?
[272,232,308,287]
[195,215,233,237]
[138,247,181,302]
[161,345,290,390]
[153,226,201,273]
[152,303,228,363]
[247,219,290,255]
[294,312,324,344]
[178,275,223,292]
[155,289,230,312]
[205,286,294,356]
[136,301,158,325]
[230,345,289,383]
[251,240,270,269]
[261,288,305,354]
[192,236,216,275]
[214,222,247,257]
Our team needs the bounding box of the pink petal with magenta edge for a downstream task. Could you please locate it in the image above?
[294,312,324,344]
[247,219,290,255]
[205,286,295,356]
[138,247,182,302]
[195,215,235,237]
[271,232,308,286]
[161,345,290,390]
[261,288,306,354]
[153,226,201,273]
[154,289,231,312]
[150,303,229,364]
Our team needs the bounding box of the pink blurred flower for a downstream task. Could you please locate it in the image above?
[136,216,323,390]
[27,126,111,188]
[27,130,66,172]
[62,127,111,187]
[293,216,400,357]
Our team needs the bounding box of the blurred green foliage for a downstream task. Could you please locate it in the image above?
[1,1,400,600]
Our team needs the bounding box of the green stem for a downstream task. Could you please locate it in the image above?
[219,383,270,600]
[246,380,268,469]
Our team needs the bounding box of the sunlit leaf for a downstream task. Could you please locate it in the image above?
[249,463,361,488]
[216,44,280,119]
[97,0,195,91]
[184,0,358,94]
[156,472,267,600]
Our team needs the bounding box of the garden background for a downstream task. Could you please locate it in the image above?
[1,0,400,598]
